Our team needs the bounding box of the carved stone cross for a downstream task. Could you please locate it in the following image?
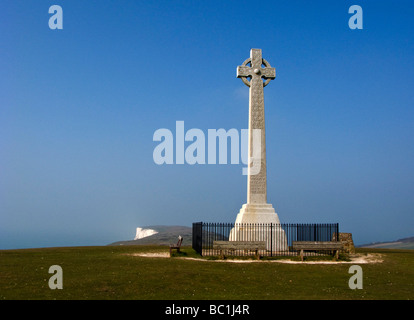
[237,48,276,88]
[237,49,276,204]
[231,50,286,250]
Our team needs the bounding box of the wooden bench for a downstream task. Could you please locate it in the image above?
[169,236,183,257]
[213,241,266,259]
[292,241,343,262]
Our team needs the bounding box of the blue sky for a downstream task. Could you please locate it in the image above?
[1,0,413,249]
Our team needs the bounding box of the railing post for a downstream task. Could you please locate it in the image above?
[270,223,273,257]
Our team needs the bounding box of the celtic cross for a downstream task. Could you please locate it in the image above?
[237,49,276,204]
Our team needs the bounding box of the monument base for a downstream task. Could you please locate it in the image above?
[229,203,288,251]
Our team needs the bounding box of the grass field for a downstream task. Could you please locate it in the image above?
[0,245,413,300]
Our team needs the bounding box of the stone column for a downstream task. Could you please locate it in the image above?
[230,49,287,251]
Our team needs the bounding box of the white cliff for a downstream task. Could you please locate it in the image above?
[134,227,158,240]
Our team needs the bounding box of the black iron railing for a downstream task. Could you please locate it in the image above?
[192,222,339,257]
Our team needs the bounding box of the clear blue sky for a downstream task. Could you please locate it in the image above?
[1,0,413,249]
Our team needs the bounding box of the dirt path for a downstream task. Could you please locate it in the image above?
[128,252,383,264]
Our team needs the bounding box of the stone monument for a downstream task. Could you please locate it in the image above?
[230,49,287,251]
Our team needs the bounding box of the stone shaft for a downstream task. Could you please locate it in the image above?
[237,49,275,204]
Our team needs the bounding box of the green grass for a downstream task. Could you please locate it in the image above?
[0,245,413,300]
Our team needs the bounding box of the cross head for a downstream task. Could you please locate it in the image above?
[237,49,276,87]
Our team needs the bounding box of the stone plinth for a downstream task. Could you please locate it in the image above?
[229,204,288,251]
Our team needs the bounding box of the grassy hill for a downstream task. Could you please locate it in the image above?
[0,245,413,300]
[359,236,414,250]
